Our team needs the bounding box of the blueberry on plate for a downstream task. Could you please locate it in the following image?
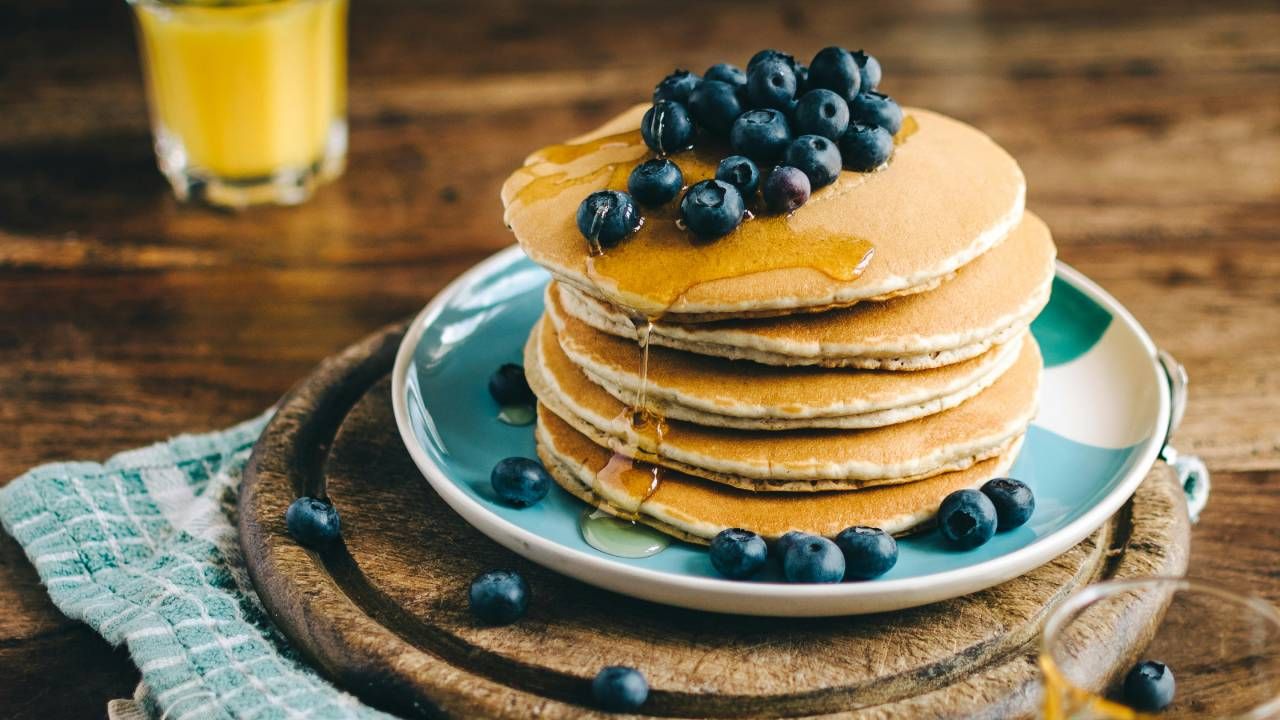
[641,100,695,155]
[627,158,684,207]
[793,89,850,140]
[783,534,845,583]
[775,530,811,559]
[1123,660,1175,712]
[704,62,746,88]
[593,666,649,712]
[490,457,552,507]
[761,165,811,214]
[835,526,898,580]
[688,79,743,136]
[851,50,882,91]
[848,91,903,135]
[937,488,998,549]
[838,122,894,171]
[468,569,529,625]
[488,363,533,406]
[981,477,1035,531]
[730,108,792,164]
[652,69,700,104]
[807,46,861,100]
[576,190,641,248]
[709,528,768,580]
[285,497,341,548]
[747,49,797,74]
[784,135,842,189]
[715,155,761,198]
[679,179,745,239]
[747,56,798,111]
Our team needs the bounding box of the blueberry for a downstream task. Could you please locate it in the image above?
[747,56,798,111]
[848,91,903,134]
[704,62,746,88]
[715,155,761,198]
[1123,660,1175,712]
[576,190,641,248]
[794,63,809,94]
[679,179,744,239]
[490,457,552,507]
[783,535,845,583]
[761,165,811,214]
[285,497,341,548]
[793,89,850,140]
[468,569,529,625]
[627,159,684,207]
[834,526,898,580]
[838,122,894,171]
[641,100,695,155]
[652,69,700,104]
[709,528,768,580]
[488,363,533,406]
[730,108,792,164]
[783,135,842,189]
[807,46,861,100]
[688,80,743,136]
[747,49,797,75]
[851,50,882,91]
[592,666,649,712]
[937,489,998,549]
[776,530,811,559]
[980,477,1035,531]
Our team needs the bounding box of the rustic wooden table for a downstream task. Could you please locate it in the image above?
[1,1,1277,717]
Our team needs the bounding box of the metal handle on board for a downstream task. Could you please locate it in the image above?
[1157,349,1209,523]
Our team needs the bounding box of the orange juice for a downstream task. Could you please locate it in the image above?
[130,0,348,205]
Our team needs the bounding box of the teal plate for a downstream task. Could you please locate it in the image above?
[392,247,1171,616]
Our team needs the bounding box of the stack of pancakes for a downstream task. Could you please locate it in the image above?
[502,104,1055,544]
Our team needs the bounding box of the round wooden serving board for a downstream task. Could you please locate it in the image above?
[239,322,1191,720]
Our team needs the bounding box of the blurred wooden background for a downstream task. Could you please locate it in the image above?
[1,0,1277,716]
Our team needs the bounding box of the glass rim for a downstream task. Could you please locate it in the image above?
[1041,576,1280,720]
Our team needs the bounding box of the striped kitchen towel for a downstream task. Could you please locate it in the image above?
[0,413,393,720]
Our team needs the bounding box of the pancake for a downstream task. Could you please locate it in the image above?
[502,105,1026,321]
[536,407,1024,543]
[525,315,1042,490]
[547,282,1026,430]
[557,211,1056,369]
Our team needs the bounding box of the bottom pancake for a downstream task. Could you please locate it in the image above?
[536,406,1023,544]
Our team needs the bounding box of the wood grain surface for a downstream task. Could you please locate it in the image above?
[1,0,1278,717]
[238,322,1190,719]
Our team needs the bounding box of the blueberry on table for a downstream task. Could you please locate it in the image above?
[794,89,850,140]
[761,165,811,214]
[807,46,861,100]
[980,477,1035,531]
[576,190,641,248]
[285,497,341,548]
[784,135,843,189]
[490,457,552,507]
[851,50,882,91]
[709,528,768,579]
[848,91,904,135]
[715,155,761,198]
[747,56,798,111]
[730,108,792,163]
[627,158,684,207]
[937,489,998,549]
[838,122,894,171]
[468,569,529,625]
[783,535,845,583]
[747,49,797,75]
[679,179,745,239]
[488,363,534,406]
[593,666,649,712]
[652,69,701,104]
[641,100,695,155]
[704,62,746,88]
[1123,660,1175,712]
[835,526,898,580]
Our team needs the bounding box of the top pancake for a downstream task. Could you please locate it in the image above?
[502,105,1026,321]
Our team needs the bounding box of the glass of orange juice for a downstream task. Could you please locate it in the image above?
[1040,578,1280,719]
[127,0,348,208]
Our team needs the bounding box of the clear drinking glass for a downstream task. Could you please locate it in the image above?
[127,0,348,208]
[1041,578,1280,719]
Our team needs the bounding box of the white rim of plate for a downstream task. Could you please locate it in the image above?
[390,245,1171,616]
